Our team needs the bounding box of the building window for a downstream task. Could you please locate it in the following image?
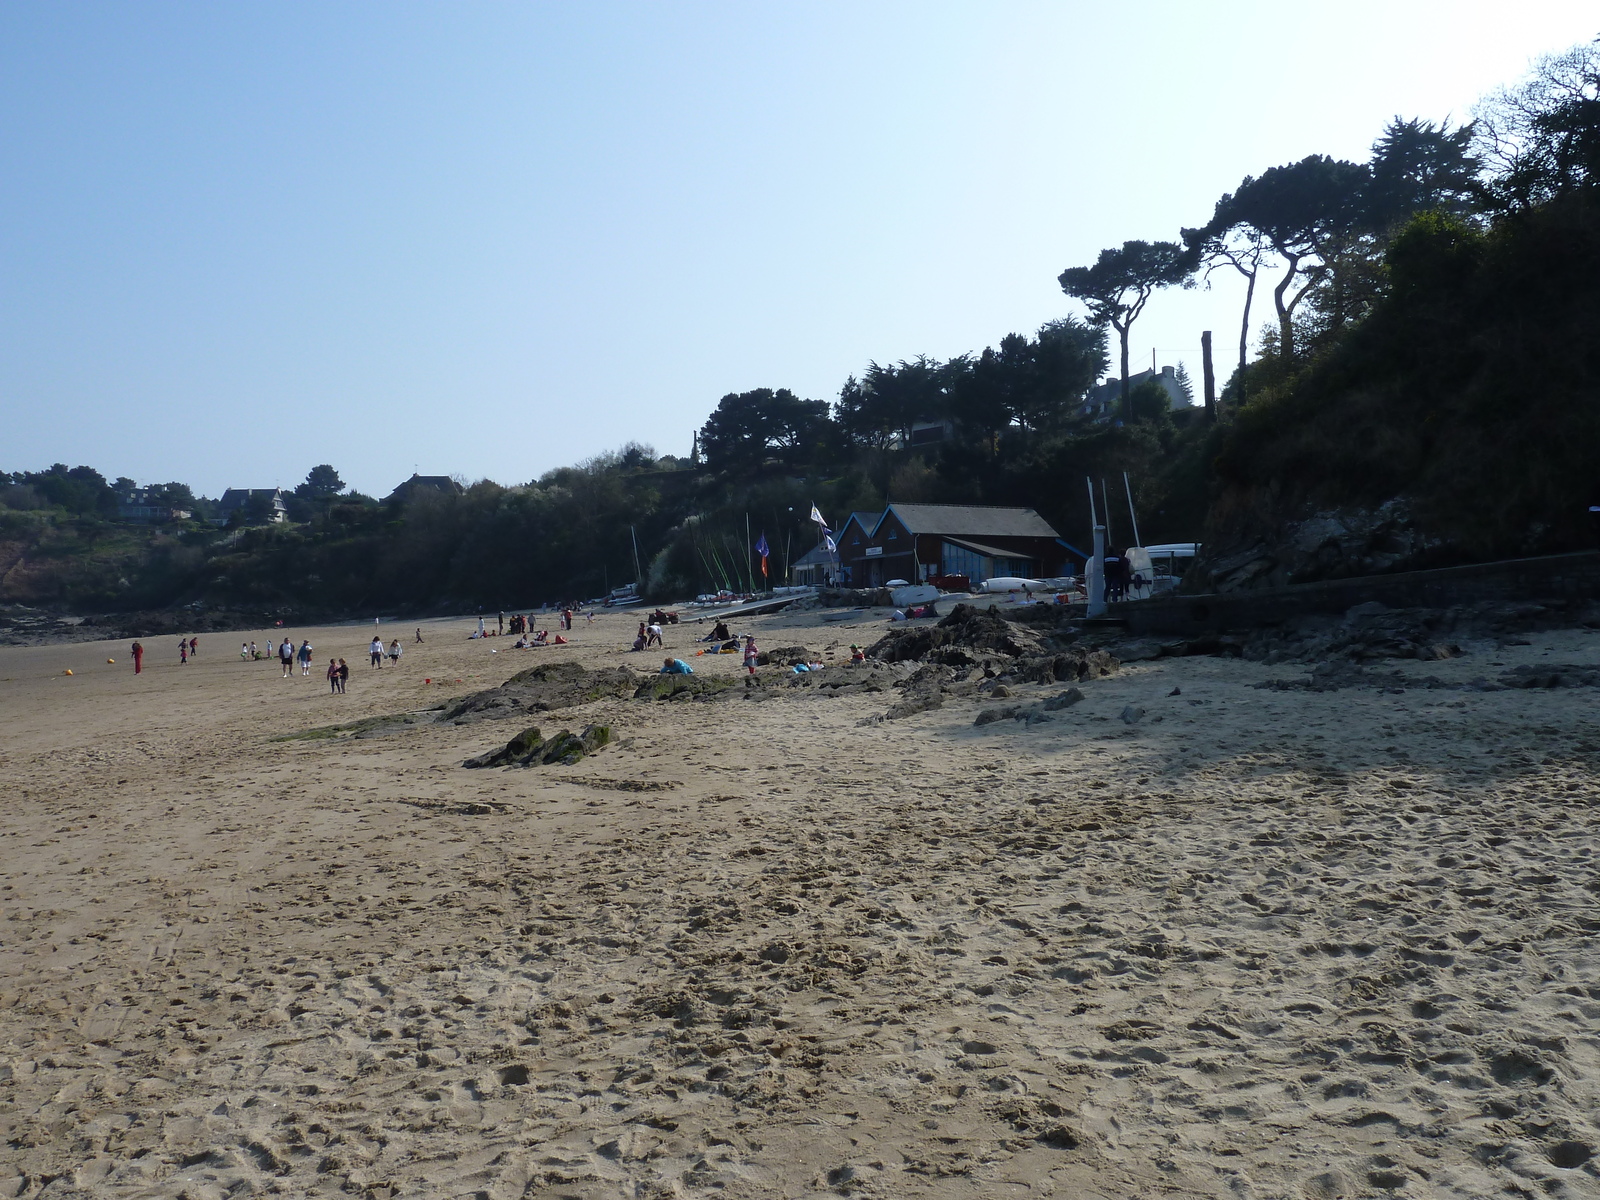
[941,543,987,582]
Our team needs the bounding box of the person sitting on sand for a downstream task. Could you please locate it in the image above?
[532,629,548,645]
[850,644,865,663]
[704,620,732,642]
[660,657,693,675]
[632,632,647,651]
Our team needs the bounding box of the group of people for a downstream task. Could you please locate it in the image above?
[178,636,198,663]
[368,637,403,667]
[326,658,351,692]
[630,620,665,652]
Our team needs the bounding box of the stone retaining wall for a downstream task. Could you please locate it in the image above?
[1117,551,1600,636]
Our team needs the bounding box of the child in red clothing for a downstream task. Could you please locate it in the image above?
[743,635,758,675]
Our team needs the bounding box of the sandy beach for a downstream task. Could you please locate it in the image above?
[3,606,1599,1199]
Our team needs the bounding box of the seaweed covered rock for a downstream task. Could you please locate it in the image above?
[463,722,611,768]
[632,673,742,702]
[755,645,816,667]
[868,603,1042,664]
[441,662,639,724]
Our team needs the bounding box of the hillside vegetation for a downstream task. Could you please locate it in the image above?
[7,41,1599,615]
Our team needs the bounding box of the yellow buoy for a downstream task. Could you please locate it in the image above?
[64,669,73,676]
[107,658,116,664]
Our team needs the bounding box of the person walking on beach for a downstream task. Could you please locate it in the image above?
[497,610,504,635]
[241,642,250,660]
[369,636,384,668]
[388,638,402,666]
[414,627,424,643]
[249,640,258,660]
[298,640,313,676]
[131,641,143,674]
[279,638,295,678]
[743,634,759,675]
[179,638,188,665]
[327,658,340,694]
[338,658,350,690]
[562,607,573,631]
[189,636,199,658]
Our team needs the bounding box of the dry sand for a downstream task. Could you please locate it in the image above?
[2,608,1599,1199]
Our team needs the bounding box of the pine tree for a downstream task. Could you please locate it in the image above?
[1174,362,1196,406]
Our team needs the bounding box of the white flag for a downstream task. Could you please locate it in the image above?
[824,534,836,553]
[810,503,829,529]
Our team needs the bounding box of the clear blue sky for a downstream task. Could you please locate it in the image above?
[2,3,1594,498]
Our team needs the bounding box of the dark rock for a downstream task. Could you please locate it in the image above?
[974,706,1020,726]
[1109,638,1163,662]
[1019,648,1119,684]
[1042,688,1084,711]
[868,603,1043,663]
[443,662,639,725]
[633,674,741,702]
[884,693,945,720]
[1119,705,1145,724]
[463,724,545,768]
[464,722,610,769]
[756,645,816,667]
[1499,664,1600,688]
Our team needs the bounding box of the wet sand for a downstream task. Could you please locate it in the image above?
[3,609,1599,1198]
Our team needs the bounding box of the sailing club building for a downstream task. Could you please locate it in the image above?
[833,503,1067,588]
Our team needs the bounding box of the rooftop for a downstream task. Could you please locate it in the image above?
[882,503,1060,540]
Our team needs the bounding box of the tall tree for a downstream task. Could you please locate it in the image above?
[296,464,346,500]
[1364,117,1480,228]
[1182,220,1271,402]
[698,388,832,474]
[1474,40,1600,212]
[1016,318,1107,435]
[1206,155,1369,362]
[1059,240,1194,422]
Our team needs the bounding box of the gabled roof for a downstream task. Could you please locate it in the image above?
[836,510,879,540]
[386,474,464,501]
[878,503,1060,540]
[791,542,836,567]
[218,488,286,510]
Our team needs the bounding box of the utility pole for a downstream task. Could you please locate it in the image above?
[1201,330,1217,422]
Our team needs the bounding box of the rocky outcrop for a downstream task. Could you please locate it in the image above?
[441,662,640,724]
[463,722,612,768]
[868,603,1043,663]
[1190,499,1445,593]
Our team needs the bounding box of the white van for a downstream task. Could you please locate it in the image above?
[1127,543,1199,599]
